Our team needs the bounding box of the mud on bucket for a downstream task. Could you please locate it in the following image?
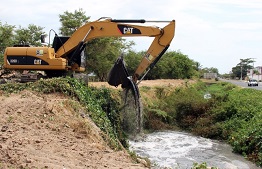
[107,55,131,88]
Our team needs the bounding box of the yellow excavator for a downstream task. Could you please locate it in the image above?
[3,17,175,87]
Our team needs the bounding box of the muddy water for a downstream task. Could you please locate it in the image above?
[129,131,260,169]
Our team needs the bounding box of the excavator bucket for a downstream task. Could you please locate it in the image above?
[108,55,143,135]
[108,54,131,88]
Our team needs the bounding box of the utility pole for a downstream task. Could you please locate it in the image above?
[240,66,243,81]
[250,58,256,79]
[239,59,243,80]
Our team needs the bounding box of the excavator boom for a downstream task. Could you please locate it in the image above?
[56,18,175,83]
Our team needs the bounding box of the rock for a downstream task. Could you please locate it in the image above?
[19,164,27,169]
[137,158,148,166]
[35,140,41,143]
[1,125,8,132]
[25,158,32,163]
[0,79,7,84]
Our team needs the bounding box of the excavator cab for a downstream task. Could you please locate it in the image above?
[52,36,86,69]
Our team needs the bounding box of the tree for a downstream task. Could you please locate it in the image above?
[193,61,202,71]
[169,51,195,79]
[145,51,196,79]
[201,67,219,74]
[14,24,45,46]
[124,50,145,76]
[85,37,130,81]
[58,9,133,81]
[59,8,90,36]
[123,50,200,80]
[0,22,15,65]
[231,58,254,79]
[208,67,218,74]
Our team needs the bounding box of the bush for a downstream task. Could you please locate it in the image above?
[143,107,172,130]
[163,85,210,130]
[192,117,223,139]
[229,113,262,166]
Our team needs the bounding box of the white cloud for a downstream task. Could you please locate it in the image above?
[0,0,262,74]
[219,22,262,30]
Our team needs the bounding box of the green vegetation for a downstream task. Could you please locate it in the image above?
[141,80,262,166]
[59,8,90,36]
[193,162,218,169]
[1,78,261,167]
[231,58,255,80]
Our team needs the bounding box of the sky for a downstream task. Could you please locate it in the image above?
[1,0,262,74]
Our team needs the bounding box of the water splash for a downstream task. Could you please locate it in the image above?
[129,131,260,169]
[121,86,143,137]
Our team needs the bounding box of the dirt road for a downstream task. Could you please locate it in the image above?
[89,79,192,88]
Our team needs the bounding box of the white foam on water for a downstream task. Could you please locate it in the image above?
[129,131,213,168]
[129,131,260,169]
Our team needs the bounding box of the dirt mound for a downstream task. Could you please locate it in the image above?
[0,90,146,169]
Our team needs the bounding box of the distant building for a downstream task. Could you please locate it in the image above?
[203,73,217,79]
[247,66,262,81]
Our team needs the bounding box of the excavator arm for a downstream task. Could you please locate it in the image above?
[55,18,175,83]
[53,18,175,135]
